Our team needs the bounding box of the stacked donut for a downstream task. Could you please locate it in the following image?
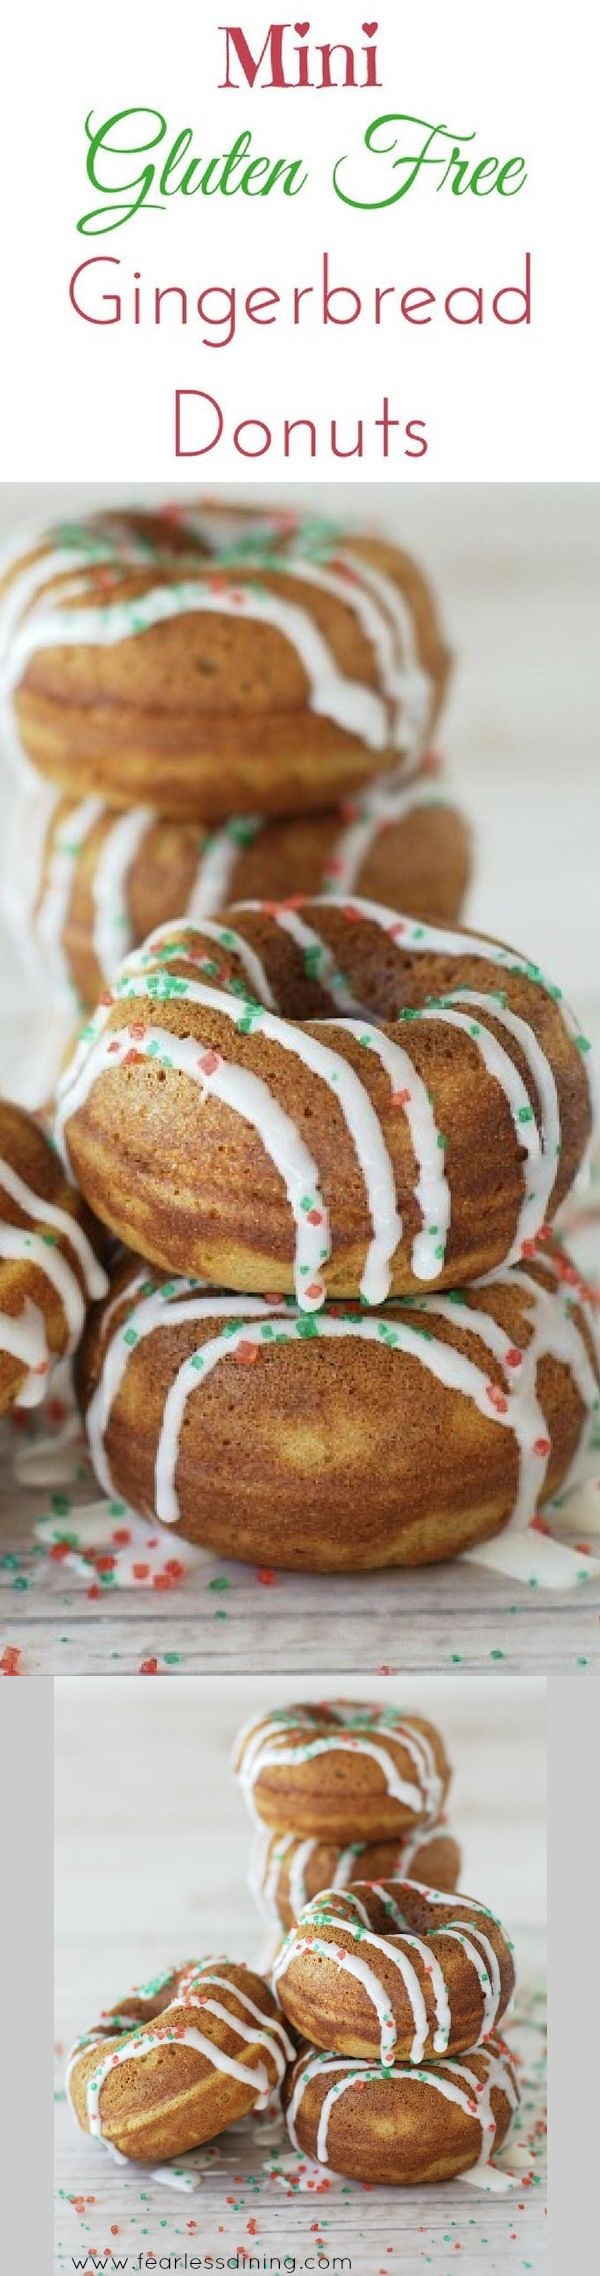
[66,899,597,1568]
[0,1095,107,1422]
[66,1701,521,2186]
[66,1956,297,2162]
[232,1699,519,2185]
[0,499,469,1075]
[233,1699,462,1936]
[1,499,597,1567]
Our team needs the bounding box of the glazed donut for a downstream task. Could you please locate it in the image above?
[0,517,449,820]
[3,763,471,1017]
[283,2034,519,2186]
[0,1096,107,1415]
[273,1880,515,2063]
[66,1957,295,2163]
[233,1703,449,1838]
[54,900,592,1304]
[251,1822,461,1931]
[75,1238,600,1568]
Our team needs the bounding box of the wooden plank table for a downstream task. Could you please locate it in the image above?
[54,1676,547,2275]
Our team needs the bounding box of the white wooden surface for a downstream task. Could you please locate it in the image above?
[1,483,599,1678]
[55,1675,547,2274]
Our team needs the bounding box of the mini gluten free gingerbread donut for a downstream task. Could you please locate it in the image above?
[75,1238,600,1570]
[53,899,592,1306]
[283,2033,519,2186]
[251,1821,462,1930]
[0,513,450,820]
[232,1702,450,1838]
[66,1958,295,2163]
[273,1880,515,2063]
[3,762,471,1015]
[0,1095,107,1415]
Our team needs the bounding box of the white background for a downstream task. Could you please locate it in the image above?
[2,0,597,478]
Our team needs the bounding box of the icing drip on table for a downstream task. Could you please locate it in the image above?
[273,1883,508,2065]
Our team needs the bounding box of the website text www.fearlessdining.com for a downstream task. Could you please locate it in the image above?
[66,2255,353,2272]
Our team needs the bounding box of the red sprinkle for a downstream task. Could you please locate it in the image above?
[234,1341,260,1365]
[486,1383,509,1415]
[256,1568,277,1586]
[139,1657,159,1675]
[0,1646,21,1676]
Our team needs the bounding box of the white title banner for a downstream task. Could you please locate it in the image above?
[1,0,595,479]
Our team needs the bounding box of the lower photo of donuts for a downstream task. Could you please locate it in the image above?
[55,1674,546,2266]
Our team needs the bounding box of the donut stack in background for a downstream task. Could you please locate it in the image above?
[0,498,470,1100]
[232,1699,462,1945]
[0,496,597,1570]
[65,1696,521,2187]
[234,1700,519,2186]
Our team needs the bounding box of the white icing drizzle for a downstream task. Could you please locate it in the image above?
[82,1254,599,1531]
[274,1885,506,2065]
[0,1152,107,1303]
[1,779,62,985]
[4,575,388,753]
[32,795,105,1003]
[75,1962,294,2140]
[232,900,362,1015]
[323,774,448,895]
[234,1704,442,1820]
[56,963,406,1312]
[314,894,592,1087]
[55,1017,331,1313]
[184,819,262,921]
[250,1820,450,1926]
[55,899,591,1313]
[326,1014,450,1281]
[0,1146,107,1382]
[282,550,430,758]
[340,549,432,758]
[92,806,154,981]
[0,1295,50,1406]
[286,2039,518,2172]
[175,918,278,1012]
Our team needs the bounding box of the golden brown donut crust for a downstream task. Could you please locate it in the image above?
[254,1825,461,1929]
[6,536,449,820]
[25,776,471,1013]
[56,905,591,1303]
[233,1702,450,1838]
[76,1241,599,1570]
[0,1097,105,1414]
[67,1959,294,2163]
[274,1880,515,2061]
[283,2034,518,2185]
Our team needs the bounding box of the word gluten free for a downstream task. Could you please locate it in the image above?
[77,106,526,233]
